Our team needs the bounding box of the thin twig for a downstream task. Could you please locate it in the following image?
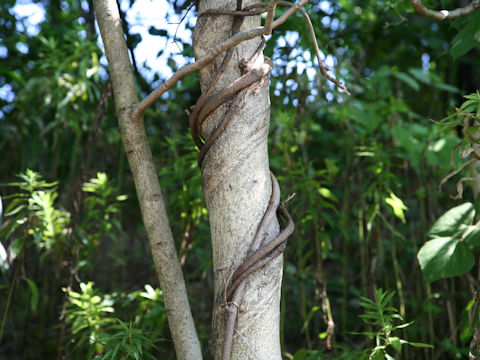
[172,2,195,54]
[410,0,480,20]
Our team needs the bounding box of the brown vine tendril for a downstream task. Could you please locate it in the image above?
[220,174,293,360]
[226,201,293,299]
[191,2,331,359]
[410,0,480,20]
[196,1,350,96]
[246,0,350,95]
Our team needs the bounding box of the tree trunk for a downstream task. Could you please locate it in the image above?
[92,1,202,359]
[193,1,283,359]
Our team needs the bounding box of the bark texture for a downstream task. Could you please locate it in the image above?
[92,1,202,359]
[193,1,283,358]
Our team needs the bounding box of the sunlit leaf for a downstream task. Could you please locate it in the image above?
[428,202,474,237]
[417,237,474,283]
[317,187,338,202]
[385,192,408,223]
[463,225,480,246]
[389,336,402,353]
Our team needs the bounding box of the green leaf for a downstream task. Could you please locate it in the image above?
[460,92,480,116]
[292,349,309,360]
[464,92,480,100]
[403,341,434,349]
[301,305,321,332]
[409,68,431,84]
[460,99,479,113]
[463,225,480,246]
[449,11,480,59]
[417,237,474,283]
[23,278,39,311]
[433,83,459,93]
[318,331,328,340]
[0,240,7,271]
[385,192,408,223]
[371,347,386,360]
[10,237,26,261]
[394,72,420,91]
[428,202,474,237]
[317,187,338,202]
[392,321,413,330]
[388,336,402,353]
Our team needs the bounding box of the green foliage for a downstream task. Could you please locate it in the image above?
[76,172,128,270]
[384,192,408,223]
[354,289,433,359]
[63,282,166,359]
[288,291,432,360]
[417,92,480,284]
[0,169,132,357]
[2,0,480,358]
[156,133,209,277]
[0,169,70,259]
[449,11,480,60]
[0,170,126,266]
[98,320,164,360]
[64,282,115,355]
[418,236,474,284]
[460,91,480,116]
[418,201,480,283]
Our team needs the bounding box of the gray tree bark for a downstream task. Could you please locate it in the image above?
[92,1,202,359]
[193,1,283,359]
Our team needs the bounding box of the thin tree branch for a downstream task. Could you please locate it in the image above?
[134,0,311,119]
[410,0,480,20]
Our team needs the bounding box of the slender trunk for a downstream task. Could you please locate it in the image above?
[92,1,202,359]
[193,1,283,358]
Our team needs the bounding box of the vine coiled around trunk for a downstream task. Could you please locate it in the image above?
[189,6,294,360]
